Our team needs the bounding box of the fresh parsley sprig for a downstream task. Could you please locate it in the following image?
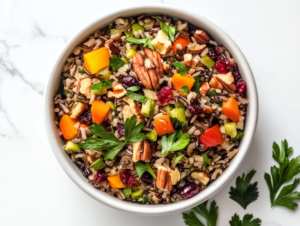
[126,93,148,103]
[172,62,188,75]
[161,130,190,155]
[264,139,300,210]
[125,36,154,50]
[180,86,189,94]
[127,86,140,92]
[156,18,183,42]
[229,213,261,226]
[89,157,106,170]
[78,68,85,74]
[174,154,184,166]
[134,161,156,179]
[91,80,112,91]
[109,55,125,71]
[229,170,259,209]
[202,154,211,167]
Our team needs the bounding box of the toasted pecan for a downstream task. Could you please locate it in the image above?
[132,52,153,89]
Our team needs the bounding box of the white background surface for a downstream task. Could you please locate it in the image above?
[1,0,300,225]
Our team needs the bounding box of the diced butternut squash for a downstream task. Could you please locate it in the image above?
[154,114,175,136]
[107,174,125,188]
[173,36,190,53]
[222,97,240,122]
[59,115,78,140]
[91,100,110,124]
[172,73,195,91]
[84,47,110,74]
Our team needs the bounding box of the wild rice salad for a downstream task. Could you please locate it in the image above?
[53,14,248,204]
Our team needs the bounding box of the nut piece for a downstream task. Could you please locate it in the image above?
[163,62,170,73]
[209,76,224,90]
[132,140,152,162]
[194,30,210,44]
[107,84,127,98]
[184,54,192,67]
[123,96,145,123]
[132,52,153,90]
[144,58,155,69]
[200,82,210,96]
[170,168,180,185]
[215,72,236,93]
[150,30,172,55]
[80,78,92,99]
[203,106,214,114]
[70,102,88,119]
[145,48,164,83]
[123,105,134,122]
[191,171,210,185]
[156,166,172,191]
[188,44,206,54]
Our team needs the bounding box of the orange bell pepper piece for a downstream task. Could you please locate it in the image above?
[84,47,110,74]
[222,97,240,122]
[171,73,195,91]
[173,36,190,53]
[59,115,78,140]
[107,174,125,188]
[91,100,110,125]
[199,124,224,148]
[154,114,175,136]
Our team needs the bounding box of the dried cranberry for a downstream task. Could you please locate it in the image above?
[107,42,120,56]
[116,122,125,136]
[78,111,93,126]
[153,21,160,28]
[157,86,172,104]
[141,171,153,184]
[215,59,231,74]
[178,182,200,199]
[232,65,241,81]
[188,105,203,115]
[236,79,246,94]
[207,44,218,59]
[120,170,134,188]
[120,76,139,87]
[94,169,107,182]
[105,126,112,133]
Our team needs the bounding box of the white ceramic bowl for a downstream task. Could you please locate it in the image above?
[44,4,258,216]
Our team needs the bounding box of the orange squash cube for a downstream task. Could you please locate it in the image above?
[171,73,195,91]
[154,114,175,136]
[84,47,110,74]
[59,115,78,140]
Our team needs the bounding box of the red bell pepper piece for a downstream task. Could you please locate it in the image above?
[199,124,224,148]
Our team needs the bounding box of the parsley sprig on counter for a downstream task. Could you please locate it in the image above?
[161,130,190,154]
[229,213,261,226]
[79,115,145,160]
[229,170,259,209]
[264,139,300,210]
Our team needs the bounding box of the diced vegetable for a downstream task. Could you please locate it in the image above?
[141,99,155,117]
[91,100,110,124]
[131,190,143,200]
[171,73,195,91]
[225,122,237,138]
[92,87,107,95]
[124,31,131,36]
[63,89,70,96]
[169,108,186,125]
[173,36,190,53]
[145,130,157,142]
[84,47,110,74]
[65,141,81,152]
[154,114,175,136]
[126,48,138,59]
[59,115,78,140]
[132,23,145,33]
[191,76,202,93]
[95,67,112,80]
[222,97,240,122]
[110,29,122,36]
[201,55,215,68]
[161,105,173,114]
[106,101,116,111]
[199,124,224,148]
[143,20,154,30]
[234,131,244,140]
[121,58,130,64]
[107,174,125,188]
[143,89,158,100]
[175,102,185,108]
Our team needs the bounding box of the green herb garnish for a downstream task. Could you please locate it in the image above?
[172,62,188,75]
[109,55,125,71]
[264,139,300,210]
[127,86,141,92]
[202,154,211,167]
[161,130,190,155]
[229,213,261,226]
[208,90,217,97]
[174,154,184,166]
[156,18,182,42]
[123,188,132,197]
[91,80,112,91]
[218,102,223,107]
[180,86,189,94]
[141,197,149,204]
[229,170,259,209]
[78,68,85,74]
[191,76,202,93]
[134,161,156,179]
[126,93,148,103]
[234,131,244,140]
[125,36,154,50]
[89,157,106,170]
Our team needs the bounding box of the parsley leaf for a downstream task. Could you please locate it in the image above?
[202,154,211,167]
[229,170,259,209]
[134,161,156,178]
[229,213,261,226]
[172,62,188,75]
[264,139,300,209]
[141,197,149,204]
[127,86,140,92]
[78,68,85,74]
[89,157,106,170]
[161,130,190,154]
[234,131,244,140]
[124,115,145,143]
[123,188,132,197]
[180,86,189,94]
[191,200,218,226]
[182,211,205,226]
[208,90,217,97]
[109,55,125,71]
[156,18,182,42]
[191,76,202,93]
[219,102,223,107]
[174,154,184,166]
[91,80,112,91]
[125,36,154,50]
[126,93,148,103]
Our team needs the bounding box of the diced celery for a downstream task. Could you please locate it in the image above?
[121,58,129,64]
[92,87,107,95]
[145,130,157,142]
[224,122,237,138]
[63,89,70,96]
[201,55,215,68]
[126,48,137,59]
[65,141,81,153]
[143,20,154,30]
[169,108,186,125]
[131,190,143,200]
[141,99,155,117]
[106,101,116,110]
[124,30,131,37]
[131,23,145,33]
[110,29,122,36]
[95,67,112,80]
[161,105,173,114]
[175,102,185,108]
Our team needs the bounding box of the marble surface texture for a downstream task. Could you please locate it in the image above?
[1,0,300,225]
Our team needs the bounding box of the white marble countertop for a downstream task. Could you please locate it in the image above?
[1,0,300,225]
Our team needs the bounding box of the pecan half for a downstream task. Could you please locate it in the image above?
[132,52,153,90]
[156,166,172,191]
[194,30,210,44]
[188,44,206,54]
[214,72,236,93]
[145,48,164,83]
[216,77,236,93]
[209,76,223,90]
[200,82,210,96]
[132,140,151,162]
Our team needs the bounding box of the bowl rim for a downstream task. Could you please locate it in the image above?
[44,4,258,215]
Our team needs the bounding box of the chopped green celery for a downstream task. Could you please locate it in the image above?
[145,130,157,142]
[92,87,107,95]
[123,188,132,197]
[65,141,81,153]
[141,99,155,117]
[106,101,116,110]
[141,197,149,204]
[124,30,131,36]
[175,102,185,108]
[95,67,111,80]
[131,23,145,33]
[169,108,186,125]
[131,190,143,200]
[161,105,173,114]
[63,89,70,96]
[234,130,244,140]
[205,168,210,174]
[110,29,122,36]
[224,122,237,138]
[121,58,129,64]
[126,48,137,59]
[201,55,215,68]
[143,20,154,30]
